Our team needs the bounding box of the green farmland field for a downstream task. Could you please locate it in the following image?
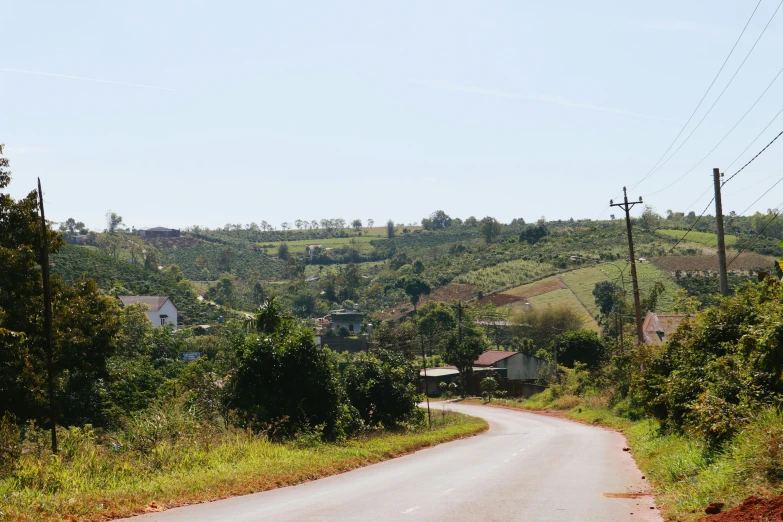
[657,229,737,248]
[560,262,680,316]
[454,259,557,294]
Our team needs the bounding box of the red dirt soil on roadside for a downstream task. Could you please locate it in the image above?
[698,495,783,521]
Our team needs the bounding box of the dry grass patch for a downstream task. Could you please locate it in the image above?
[0,412,486,522]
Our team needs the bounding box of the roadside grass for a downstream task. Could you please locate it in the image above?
[0,411,486,522]
[657,229,737,249]
[482,393,783,521]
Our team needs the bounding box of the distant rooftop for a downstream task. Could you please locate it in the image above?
[118,296,171,312]
[474,350,517,366]
[142,227,179,232]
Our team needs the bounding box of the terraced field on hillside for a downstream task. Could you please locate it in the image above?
[560,262,680,316]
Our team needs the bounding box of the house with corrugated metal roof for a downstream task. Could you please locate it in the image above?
[642,311,686,346]
[118,296,177,328]
[473,350,545,380]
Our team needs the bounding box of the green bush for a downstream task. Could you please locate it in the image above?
[342,350,420,428]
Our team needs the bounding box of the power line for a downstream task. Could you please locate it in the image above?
[644,61,783,198]
[630,0,764,189]
[727,200,783,267]
[657,122,783,258]
[706,170,783,248]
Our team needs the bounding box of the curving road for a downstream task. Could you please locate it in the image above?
[127,402,660,521]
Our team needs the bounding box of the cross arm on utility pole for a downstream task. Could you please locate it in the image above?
[609,187,645,345]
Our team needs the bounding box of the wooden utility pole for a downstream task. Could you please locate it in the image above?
[37,178,57,454]
[419,336,431,426]
[610,187,645,345]
[713,168,729,296]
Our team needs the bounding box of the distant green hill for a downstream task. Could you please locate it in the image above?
[52,245,223,325]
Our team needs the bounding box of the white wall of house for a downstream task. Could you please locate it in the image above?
[147,300,177,328]
[497,353,544,380]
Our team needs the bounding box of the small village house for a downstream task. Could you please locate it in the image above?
[136,227,181,239]
[642,311,686,345]
[118,296,177,327]
[473,350,545,381]
[327,308,365,334]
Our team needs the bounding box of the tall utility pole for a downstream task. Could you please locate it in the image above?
[610,187,645,345]
[419,336,431,426]
[37,178,57,454]
[713,168,729,296]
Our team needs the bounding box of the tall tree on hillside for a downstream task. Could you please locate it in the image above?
[278,242,290,261]
[394,275,431,311]
[423,210,452,230]
[352,219,362,231]
[295,219,304,230]
[64,217,84,234]
[367,218,374,229]
[479,216,501,243]
[281,222,290,231]
[219,246,237,271]
[105,212,124,233]
[386,219,395,239]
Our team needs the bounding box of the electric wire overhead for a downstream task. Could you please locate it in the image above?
[629,0,770,192]
[727,200,783,267]
[657,124,783,258]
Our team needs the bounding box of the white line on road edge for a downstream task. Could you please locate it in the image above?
[443,488,454,494]
[402,507,419,514]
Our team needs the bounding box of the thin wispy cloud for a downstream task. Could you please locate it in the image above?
[0,67,174,91]
[410,79,675,122]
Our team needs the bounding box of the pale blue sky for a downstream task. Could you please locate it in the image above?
[3,1,783,230]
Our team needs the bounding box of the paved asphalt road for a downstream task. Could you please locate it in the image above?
[128,402,661,522]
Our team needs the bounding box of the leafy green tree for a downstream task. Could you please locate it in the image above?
[634,282,783,445]
[386,219,395,238]
[351,219,362,231]
[521,223,548,244]
[207,273,235,305]
[422,210,452,230]
[481,376,499,402]
[672,288,701,314]
[593,281,622,316]
[219,246,237,271]
[479,216,501,243]
[105,212,124,233]
[394,275,431,311]
[638,205,661,232]
[417,302,456,357]
[412,259,425,274]
[342,350,419,427]
[343,262,361,299]
[444,328,486,397]
[554,329,605,370]
[464,216,478,227]
[278,242,290,261]
[252,281,267,306]
[255,295,286,334]
[228,321,348,439]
